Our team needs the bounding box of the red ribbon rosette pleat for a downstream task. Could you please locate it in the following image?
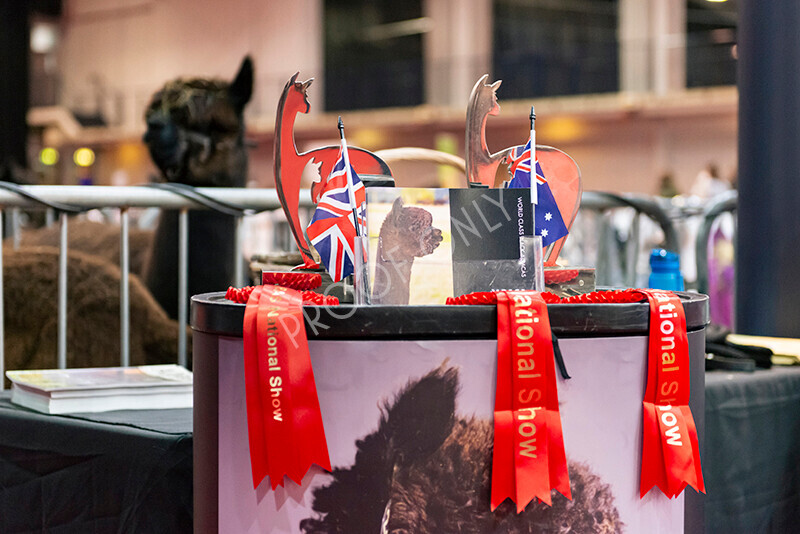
[227,285,339,306]
[261,271,322,290]
[242,285,331,490]
[637,289,705,498]
[491,291,571,512]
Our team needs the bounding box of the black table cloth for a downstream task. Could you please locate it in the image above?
[0,393,192,533]
[2,365,800,533]
[705,366,800,533]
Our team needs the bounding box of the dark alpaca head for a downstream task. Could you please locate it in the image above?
[379,197,443,261]
[143,56,253,187]
[301,364,623,534]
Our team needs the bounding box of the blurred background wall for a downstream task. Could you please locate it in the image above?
[22,0,738,194]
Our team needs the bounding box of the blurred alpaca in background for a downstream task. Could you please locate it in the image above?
[142,56,253,318]
[3,58,252,374]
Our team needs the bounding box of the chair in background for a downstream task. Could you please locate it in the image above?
[695,190,737,328]
[376,149,683,290]
[297,146,682,292]
[565,191,679,288]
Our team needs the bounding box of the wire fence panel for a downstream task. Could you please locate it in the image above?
[0,184,705,385]
[0,185,314,385]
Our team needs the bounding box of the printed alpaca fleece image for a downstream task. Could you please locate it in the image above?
[217,337,687,533]
[300,363,623,534]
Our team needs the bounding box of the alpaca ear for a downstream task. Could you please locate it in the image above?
[383,364,458,466]
[229,56,254,112]
[386,196,404,224]
[490,79,502,90]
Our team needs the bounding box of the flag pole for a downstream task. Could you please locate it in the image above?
[338,117,371,303]
[529,106,537,234]
[338,116,361,237]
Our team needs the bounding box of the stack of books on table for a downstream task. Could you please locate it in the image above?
[5,364,193,414]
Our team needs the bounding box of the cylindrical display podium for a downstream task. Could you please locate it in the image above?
[192,292,708,534]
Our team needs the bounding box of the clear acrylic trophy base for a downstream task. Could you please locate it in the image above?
[353,235,371,306]
[453,235,544,295]
[357,235,545,306]
[544,266,596,298]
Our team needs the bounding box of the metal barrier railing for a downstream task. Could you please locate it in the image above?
[0,185,313,389]
[580,191,680,288]
[0,185,690,390]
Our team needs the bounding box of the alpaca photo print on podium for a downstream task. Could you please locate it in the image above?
[217,337,686,533]
[366,188,534,304]
[298,360,623,534]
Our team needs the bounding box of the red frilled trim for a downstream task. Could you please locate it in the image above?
[226,286,339,306]
[446,288,646,306]
[544,269,580,285]
[261,271,322,290]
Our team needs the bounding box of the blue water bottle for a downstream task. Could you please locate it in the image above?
[648,249,684,291]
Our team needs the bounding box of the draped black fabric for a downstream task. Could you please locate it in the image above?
[705,367,800,533]
[4,353,800,533]
[0,394,192,533]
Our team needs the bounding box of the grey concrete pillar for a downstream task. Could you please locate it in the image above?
[424,0,492,107]
[619,0,651,93]
[619,0,686,94]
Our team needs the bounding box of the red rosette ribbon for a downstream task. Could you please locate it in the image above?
[543,269,579,285]
[636,289,705,499]
[262,271,322,290]
[446,290,561,306]
[447,291,569,510]
[242,285,331,490]
[226,286,339,306]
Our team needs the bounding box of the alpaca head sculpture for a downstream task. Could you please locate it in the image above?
[143,56,253,187]
[300,364,623,533]
[470,74,502,119]
[465,75,506,187]
[286,72,313,115]
[379,197,443,261]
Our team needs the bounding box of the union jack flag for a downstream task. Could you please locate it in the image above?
[307,148,366,282]
[506,140,533,189]
[504,140,569,247]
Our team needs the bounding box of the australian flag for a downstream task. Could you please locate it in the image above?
[307,148,366,282]
[504,140,569,247]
